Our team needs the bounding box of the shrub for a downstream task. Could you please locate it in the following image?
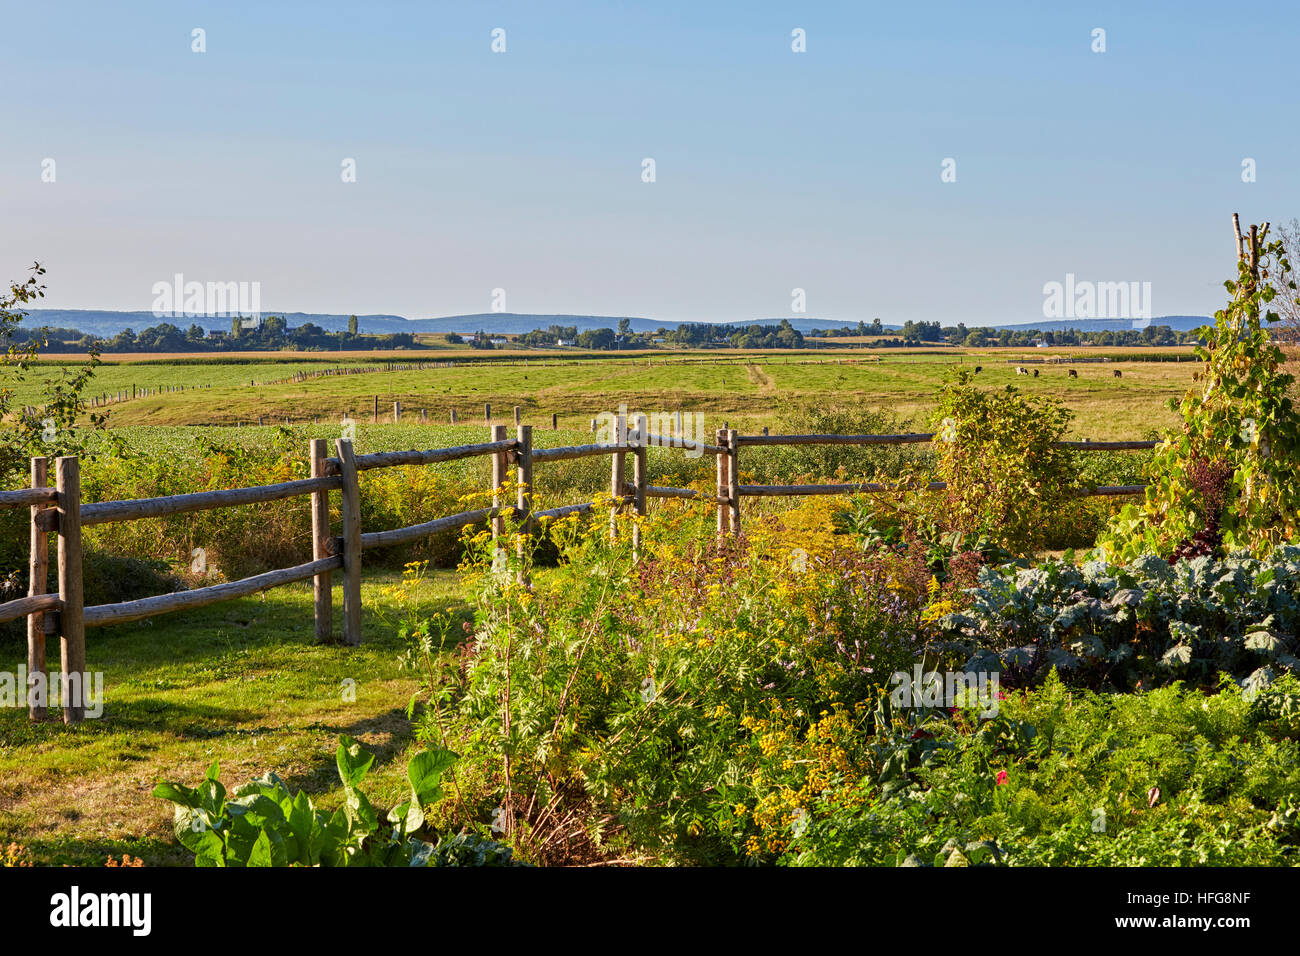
[925,370,1078,555]
[746,401,927,483]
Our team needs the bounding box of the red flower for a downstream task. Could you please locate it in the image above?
[995,770,1008,786]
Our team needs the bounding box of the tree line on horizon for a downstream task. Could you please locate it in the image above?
[4,313,1214,354]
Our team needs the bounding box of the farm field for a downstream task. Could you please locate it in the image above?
[20,346,1210,440]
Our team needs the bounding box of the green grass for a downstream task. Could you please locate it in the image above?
[0,569,464,866]
[20,348,1206,440]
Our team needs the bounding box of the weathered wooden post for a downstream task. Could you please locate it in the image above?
[55,456,84,724]
[726,428,740,536]
[610,410,627,540]
[715,428,729,538]
[491,424,508,539]
[27,457,49,721]
[551,412,557,430]
[516,424,533,581]
[393,401,402,423]
[309,439,333,643]
[514,405,521,426]
[335,439,362,645]
[450,408,458,424]
[373,395,379,423]
[485,403,492,424]
[632,414,647,559]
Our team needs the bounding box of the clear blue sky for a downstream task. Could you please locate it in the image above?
[2,0,1296,325]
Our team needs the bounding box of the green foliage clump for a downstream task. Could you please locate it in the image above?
[1101,224,1300,560]
[152,734,524,867]
[783,671,1300,867]
[751,401,927,483]
[412,503,935,865]
[926,370,1078,554]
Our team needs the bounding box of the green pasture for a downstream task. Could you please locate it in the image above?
[19,348,1202,440]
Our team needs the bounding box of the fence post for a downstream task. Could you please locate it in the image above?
[491,424,508,539]
[514,405,521,426]
[516,424,533,583]
[27,457,49,721]
[451,408,458,424]
[55,456,84,724]
[610,410,627,540]
[715,428,729,538]
[726,428,740,536]
[485,403,491,424]
[309,439,333,643]
[372,396,379,423]
[632,414,647,559]
[393,401,401,423]
[335,439,362,646]
[551,412,557,430]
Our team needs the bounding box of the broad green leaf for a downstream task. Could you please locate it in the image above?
[336,735,374,791]
[407,749,458,807]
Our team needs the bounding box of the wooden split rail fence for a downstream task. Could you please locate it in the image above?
[0,421,1156,724]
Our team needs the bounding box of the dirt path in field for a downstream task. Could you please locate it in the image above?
[745,364,775,393]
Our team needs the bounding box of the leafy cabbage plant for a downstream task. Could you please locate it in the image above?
[935,546,1300,691]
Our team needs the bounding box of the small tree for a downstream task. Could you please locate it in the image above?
[1099,215,1300,561]
[1,264,105,481]
[1,264,106,582]
[927,370,1076,554]
[348,314,358,335]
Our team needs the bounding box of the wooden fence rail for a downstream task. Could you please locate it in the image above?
[2,423,1155,724]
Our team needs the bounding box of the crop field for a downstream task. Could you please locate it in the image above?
[20,346,1211,440]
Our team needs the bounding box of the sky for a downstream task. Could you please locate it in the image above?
[2,0,1297,326]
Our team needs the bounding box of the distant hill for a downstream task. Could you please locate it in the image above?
[19,309,1212,339]
[989,315,1211,333]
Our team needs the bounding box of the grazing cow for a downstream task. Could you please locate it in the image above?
[1068,369,1078,378]
[1113,369,1122,378]
[1032,368,1039,378]
[1016,366,1028,376]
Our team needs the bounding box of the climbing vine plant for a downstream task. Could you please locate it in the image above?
[1099,215,1300,561]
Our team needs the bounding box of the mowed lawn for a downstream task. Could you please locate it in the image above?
[0,570,465,866]
[22,347,1207,440]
